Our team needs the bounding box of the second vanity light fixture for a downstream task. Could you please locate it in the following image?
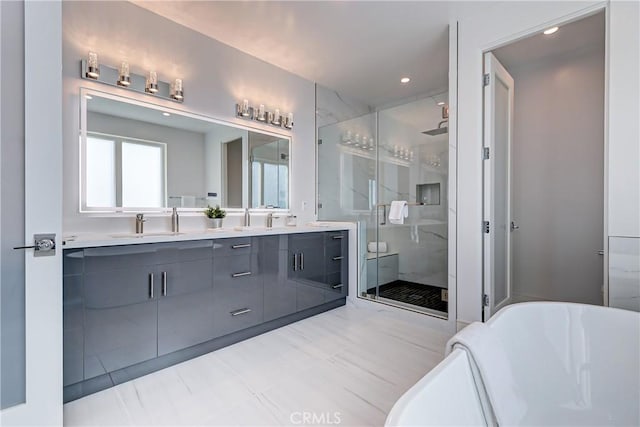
[82,52,184,103]
[236,99,294,129]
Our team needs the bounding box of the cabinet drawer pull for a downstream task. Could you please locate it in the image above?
[230,308,252,316]
[162,271,167,296]
[332,256,344,261]
[332,284,344,289]
[231,243,251,249]
[332,235,343,240]
[293,253,298,271]
[300,252,304,270]
[149,273,154,299]
[232,271,252,278]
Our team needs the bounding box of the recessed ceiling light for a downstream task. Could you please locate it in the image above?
[85,95,93,100]
[400,77,411,84]
[162,112,171,117]
[543,26,559,35]
[437,101,445,106]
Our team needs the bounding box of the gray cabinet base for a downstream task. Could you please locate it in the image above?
[63,297,346,403]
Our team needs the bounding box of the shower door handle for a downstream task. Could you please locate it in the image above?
[510,221,520,232]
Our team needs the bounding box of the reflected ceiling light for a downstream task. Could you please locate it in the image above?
[85,95,93,100]
[437,101,445,106]
[400,77,411,83]
[162,112,171,117]
[86,51,100,79]
[543,26,559,35]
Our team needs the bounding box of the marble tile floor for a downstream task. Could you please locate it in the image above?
[64,302,452,427]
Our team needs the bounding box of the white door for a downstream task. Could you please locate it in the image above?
[483,52,515,320]
[0,1,63,425]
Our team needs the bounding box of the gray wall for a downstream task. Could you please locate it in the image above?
[0,0,26,409]
[508,44,605,304]
[63,1,315,232]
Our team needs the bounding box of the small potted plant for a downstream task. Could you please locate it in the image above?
[204,205,226,229]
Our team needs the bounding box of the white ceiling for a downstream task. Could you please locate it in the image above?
[131,1,455,108]
[493,10,605,71]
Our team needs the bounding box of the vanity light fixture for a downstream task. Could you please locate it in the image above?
[170,78,183,101]
[146,71,159,93]
[117,61,131,87]
[86,51,100,79]
[235,100,293,130]
[543,26,559,35]
[80,55,184,103]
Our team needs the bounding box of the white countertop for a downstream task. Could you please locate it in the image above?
[62,222,356,249]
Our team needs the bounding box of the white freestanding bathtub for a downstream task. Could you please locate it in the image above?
[386,302,640,426]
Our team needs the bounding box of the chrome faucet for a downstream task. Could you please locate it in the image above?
[135,214,145,234]
[266,212,280,228]
[244,208,251,227]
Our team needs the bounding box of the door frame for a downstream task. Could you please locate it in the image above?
[480,4,609,320]
[0,1,63,425]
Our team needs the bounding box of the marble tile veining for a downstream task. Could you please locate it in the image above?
[64,303,451,427]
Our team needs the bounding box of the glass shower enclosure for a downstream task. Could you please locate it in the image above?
[318,93,449,317]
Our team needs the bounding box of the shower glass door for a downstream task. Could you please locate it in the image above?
[317,84,449,318]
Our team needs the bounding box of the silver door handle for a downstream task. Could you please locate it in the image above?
[510,221,520,231]
[332,256,344,261]
[380,205,387,226]
[232,243,251,249]
[332,284,344,289]
[13,233,56,257]
[230,308,251,316]
[162,271,167,296]
[300,252,304,270]
[232,271,252,278]
[332,235,343,240]
[597,250,604,256]
[293,253,298,271]
[149,273,154,299]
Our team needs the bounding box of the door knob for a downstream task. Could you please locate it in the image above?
[510,221,520,232]
[13,233,56,257]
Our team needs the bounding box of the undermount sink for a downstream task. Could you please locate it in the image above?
[109,231,186,239]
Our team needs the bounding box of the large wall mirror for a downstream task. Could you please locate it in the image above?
[79,88,290,212]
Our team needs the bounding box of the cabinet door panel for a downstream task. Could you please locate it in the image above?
[84,300,157,379]
[84,269,155,308]
[63,274,83,386]
[158,259,214,356]
[263,236,296,322]
[296,244,326,288]
[296,282,326,311]
[83,245,156,273]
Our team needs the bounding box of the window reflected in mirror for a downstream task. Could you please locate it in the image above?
[249,133,289,209]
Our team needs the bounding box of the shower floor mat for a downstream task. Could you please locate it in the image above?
[367,281,448,313]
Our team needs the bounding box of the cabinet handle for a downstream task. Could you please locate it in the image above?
[300,252,304,270]
[332,235,343,240]
[230,308,252,316]
[293,253,298,271]
[332,284,344,289]
[232,271,252,278]
[232,243,251,249]
[332,256,344,261]
[162,271,167,296]
[149,273,154,299]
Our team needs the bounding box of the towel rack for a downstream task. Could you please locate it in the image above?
[377,202,425,225]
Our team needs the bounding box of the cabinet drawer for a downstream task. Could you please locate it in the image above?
[213,276,263,337]
[213,237,255,256]
[214,253,258,279]
[84,245,157,273]
[325,230,348,245]
[325,244,345,274]
[289,232,324,252]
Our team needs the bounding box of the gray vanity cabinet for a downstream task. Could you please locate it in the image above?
[156,240,214,356]
[212,237,264,337]
[82,245,159,379]
[63,250,84,387]
[262,235,297,322]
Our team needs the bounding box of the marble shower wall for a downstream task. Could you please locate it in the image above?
[609,237,640,312]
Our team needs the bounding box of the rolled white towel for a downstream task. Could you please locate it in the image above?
[388,201,408,224]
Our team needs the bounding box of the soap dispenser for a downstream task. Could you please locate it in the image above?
[171,207,179,233]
